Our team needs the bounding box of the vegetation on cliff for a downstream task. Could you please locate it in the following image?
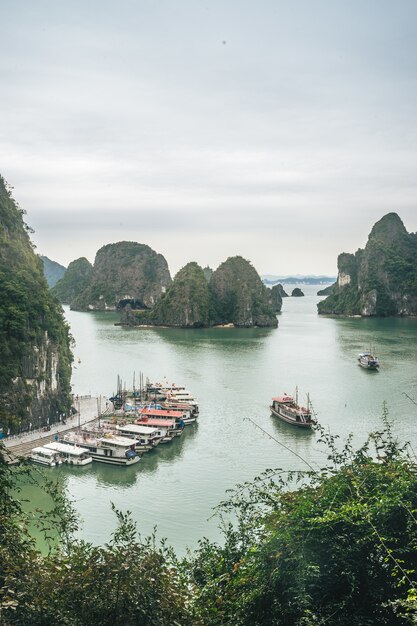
[51,257,93,304]
[128,262,210,327]
[0,176,72,434]
[1,412,417,625]
[125,256,278,328]
[318,213,417,316]
[40,256,66,287]
[71,242,171,311]
[209,256,278,328]
[268,284,283,313]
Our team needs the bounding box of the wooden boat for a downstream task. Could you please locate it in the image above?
[270,390,316,428]
[43,441,92,465]
[30,446,62,467]
[358,351,379,370]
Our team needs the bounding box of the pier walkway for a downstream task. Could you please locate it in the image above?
[3,396,113,463]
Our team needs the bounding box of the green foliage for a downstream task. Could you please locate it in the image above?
[0,446,192,626]
[1,411,417,624]
[185,410,417,625]
[132,262,211,327]
[0,177,73,434]
[71,242,171,311]
[209,256,278,327]
[51,257,93,304]
[318,213,417,317]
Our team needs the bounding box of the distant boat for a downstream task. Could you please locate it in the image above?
[270,389,316,428]
[358,351,379,370]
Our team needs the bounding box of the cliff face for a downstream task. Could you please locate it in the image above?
[209,256,278,327]
[52,257,93,304]
[40,256,66,287]
[71,242,172,311]
[269,284,283,313]
[127,262,210,327]
[318,213,417,316]
[0,176,72,434]
[124,256,278,328]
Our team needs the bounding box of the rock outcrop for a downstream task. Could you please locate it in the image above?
[52,257,93,304]
[40,256,66,287]
[209,256,278,327]
[123,256,278,328]
[318,213,417,316]
[291,288,304,297]
[126,262,210,327]
[269,284,284,313]
[71,242,172,311]
[0,176,72,434]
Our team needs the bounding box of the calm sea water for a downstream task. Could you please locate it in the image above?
[23,286,417,554]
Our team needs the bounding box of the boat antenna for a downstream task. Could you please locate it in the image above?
[245,417,317,473]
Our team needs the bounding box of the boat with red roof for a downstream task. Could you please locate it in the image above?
[270,389,316,428]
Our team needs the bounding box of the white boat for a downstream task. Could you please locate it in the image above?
[270,390,316,428]
[30,446,62,467]
[134,417,178,442]
[358,351,379,370]
[43,441,92,466]
[116,424,161,450]
[63,432,140,465]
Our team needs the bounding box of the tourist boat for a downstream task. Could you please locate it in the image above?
[134,417,179,442]
[358,351,379,370]
[30,446,62,467]
[115,424,161,450]
[137,408,185,435]
[270,391,316,428]
[63,432,140,465]
[43,441,92,466]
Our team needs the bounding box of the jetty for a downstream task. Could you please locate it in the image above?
[3,396,113,464]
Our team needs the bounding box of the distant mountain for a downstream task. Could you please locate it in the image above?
[262,275,336,285]
[40,255,66,287]
[318,213,417,316]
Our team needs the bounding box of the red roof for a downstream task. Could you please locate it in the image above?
[136,418,175,427]
[139,408,183,418]
[272,396,293,403]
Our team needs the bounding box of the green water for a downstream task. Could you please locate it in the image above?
[23,287,417,554]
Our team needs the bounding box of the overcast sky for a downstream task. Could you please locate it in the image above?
[1,0,417,276]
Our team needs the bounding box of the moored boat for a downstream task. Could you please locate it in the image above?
[30,446,62,467]
[63,432,140,465]
[43,441,92,466]
[270,391,316,428]
[115,424,161,450]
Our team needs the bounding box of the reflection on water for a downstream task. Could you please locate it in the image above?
[23,297,417,555]
[84,424,199,488]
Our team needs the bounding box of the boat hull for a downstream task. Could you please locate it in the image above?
[270,406,314,428]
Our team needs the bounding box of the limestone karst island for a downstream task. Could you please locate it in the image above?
[1,173,417,626]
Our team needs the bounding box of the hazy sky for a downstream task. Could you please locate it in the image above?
[1,0,417,276]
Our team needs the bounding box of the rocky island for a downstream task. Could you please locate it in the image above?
[0,176,72,434]
[67,242,172,311]
[124,256,278,328]
[318,212,417,316]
